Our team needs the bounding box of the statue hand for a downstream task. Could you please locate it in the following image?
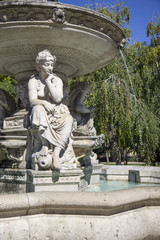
[45,73,54,83]
[43,102,54,113]
[89,106,95,112]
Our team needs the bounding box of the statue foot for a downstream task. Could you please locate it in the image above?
[51,157,62,170]
[51,146,62,170]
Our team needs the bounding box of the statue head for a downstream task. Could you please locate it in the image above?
[36,49,56,73]
[80,82,91,92]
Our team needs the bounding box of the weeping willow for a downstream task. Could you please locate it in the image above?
[81,72,160,163]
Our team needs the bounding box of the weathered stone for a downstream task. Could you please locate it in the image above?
[0,0,123,193]
[0,168,86,194]
[0,109,29,168]
[0,169,27,194]
[69,82,96,136]
[73,134,104,166]
[0,89,16,128]
[0,0,125,82]
[0,187,160,239]
[27,168,84,192]
[27,50,76,170]
[103,165,160,183]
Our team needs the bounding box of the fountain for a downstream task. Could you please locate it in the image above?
[0,0,125,193]
[0,1,160,240]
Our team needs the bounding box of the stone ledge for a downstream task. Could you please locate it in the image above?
[0,207,160,240]
[0,168,85,193]
[103,165,160,183]
[0,186,160,218]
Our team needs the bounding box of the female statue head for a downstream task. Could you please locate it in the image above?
[36,49,56,73]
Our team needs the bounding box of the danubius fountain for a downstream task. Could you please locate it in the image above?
[0,0,125,192]
[0,1,160,239]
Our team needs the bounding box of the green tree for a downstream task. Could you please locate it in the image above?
[94,1,131,40]
[69,2,160,165]
[0,74,17,98]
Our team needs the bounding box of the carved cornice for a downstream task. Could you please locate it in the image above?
[0,2,125,78]
[0,45,96,62]
[0,45,96,78]
[0,3,125,45]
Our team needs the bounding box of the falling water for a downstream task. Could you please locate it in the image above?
[119,49,142,145]
[119,49,138,109]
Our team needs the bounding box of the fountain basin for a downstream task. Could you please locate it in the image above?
[86,180,160,192]
[1,165,160,195]
[0,166,160,240]
[0,0,125,81]
[0,187,160,240]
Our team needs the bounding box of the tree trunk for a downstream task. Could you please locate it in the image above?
[111,142,121,165]
[106,152,110,163]
[122,149,128,165]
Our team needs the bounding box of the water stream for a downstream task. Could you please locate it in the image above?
[119,49,138,111]
[119,49,142,144]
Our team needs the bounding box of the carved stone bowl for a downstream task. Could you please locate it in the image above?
[73,134,105,161]
[0,0,125,81]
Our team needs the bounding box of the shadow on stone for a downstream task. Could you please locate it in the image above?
[52,169,60,183]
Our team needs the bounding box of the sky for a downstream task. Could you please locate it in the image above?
[59,0,160,44]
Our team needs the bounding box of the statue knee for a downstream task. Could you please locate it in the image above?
[32,104,45,113]
[66,114,73,124]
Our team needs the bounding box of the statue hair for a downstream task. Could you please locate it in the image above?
[36,49,56,72]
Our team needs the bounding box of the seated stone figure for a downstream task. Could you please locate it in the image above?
[69,82,96,136]
[28,49,76,170]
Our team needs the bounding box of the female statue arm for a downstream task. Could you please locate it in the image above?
[74,91,94,113]
[45,74,63,103]
[28,78,53,112]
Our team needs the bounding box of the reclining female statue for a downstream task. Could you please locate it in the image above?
[28,49,75,170]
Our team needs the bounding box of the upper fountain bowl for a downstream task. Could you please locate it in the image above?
[0,0,125,81]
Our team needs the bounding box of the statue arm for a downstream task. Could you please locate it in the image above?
[74,92,94,113]
[28,78,49,108]
[45,74,63,103]
[75,104,94,113]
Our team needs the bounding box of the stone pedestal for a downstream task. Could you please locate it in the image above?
[27,169,85,192]
[0,109,29,169]
[0,169,27,194]
[83,164,103,185]
[0,168,86,193]
[129,168,160,184]
[90,164,103,185]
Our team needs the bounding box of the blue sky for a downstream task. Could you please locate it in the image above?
[59,0,160,44]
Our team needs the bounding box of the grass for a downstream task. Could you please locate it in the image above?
[102,162,146,166]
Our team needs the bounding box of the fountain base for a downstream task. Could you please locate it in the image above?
[0,168,88,194]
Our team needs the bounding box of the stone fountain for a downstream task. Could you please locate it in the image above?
[0,0,125,193]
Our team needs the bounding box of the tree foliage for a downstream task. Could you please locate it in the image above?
[0,74,17,98]
[69,2,160,164]
[90,1,131,39]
